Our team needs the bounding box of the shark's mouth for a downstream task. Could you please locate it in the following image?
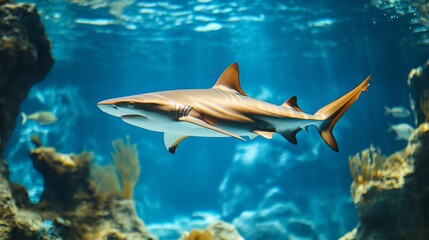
[122,114,147,119]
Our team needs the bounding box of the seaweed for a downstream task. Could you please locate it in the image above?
[90,164,121,199]
[91,136,141,199]
[111,135,141,199]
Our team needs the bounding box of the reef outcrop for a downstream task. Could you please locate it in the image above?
[0,144,156,240]
[0,0,54,155]
[341,123,429,240]
[408,60,429,126]
[181,221,244,240]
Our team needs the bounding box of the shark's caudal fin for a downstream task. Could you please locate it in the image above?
[315,75,371,151]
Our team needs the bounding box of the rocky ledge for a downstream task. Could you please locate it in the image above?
[0,144,156,240]
[342,123,429,240]
[0,0,54,154]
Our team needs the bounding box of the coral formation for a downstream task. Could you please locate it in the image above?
[341,123,429,240]
[90,163,122,198]
[111,136,141,199]
[181,221,244,240]
[91,136,141,199]
[0,0,54,154]
[348,146,413,203]
[182,229,215,240]
[408,59,429,126]
[0,134,155,239]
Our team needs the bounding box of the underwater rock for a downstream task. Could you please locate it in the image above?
[0,145,155,240]
[408,59,429,126]
[0,0,54,155]
[0,171,45,239]
[180,221,244,240]
[342,123,429,240]
[30,147,95,209]
[28,146,155,240]
[233,208,291,240]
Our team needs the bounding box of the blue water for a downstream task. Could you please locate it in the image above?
[5,0,429,239]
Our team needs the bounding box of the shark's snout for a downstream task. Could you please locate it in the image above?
[97,100,122,117]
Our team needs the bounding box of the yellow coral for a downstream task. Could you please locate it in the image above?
[348,145,415,204]
[111,135,140,199]
[348,146,385,203]
[181,229,215,240]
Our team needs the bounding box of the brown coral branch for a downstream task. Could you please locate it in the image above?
[111,136,141,199]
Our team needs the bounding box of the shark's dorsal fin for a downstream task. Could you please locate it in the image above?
[164,133,188,154]
[213,63,247,96]
[281,96,303,112]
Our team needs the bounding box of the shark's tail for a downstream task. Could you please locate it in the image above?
[314,75,371,151]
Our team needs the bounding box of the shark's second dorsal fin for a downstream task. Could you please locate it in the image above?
[213,63,247,96]
[281,96,303,112]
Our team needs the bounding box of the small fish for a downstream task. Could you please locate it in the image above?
[21,111,57,125]
[384,106,410,118]
[388,123,414,141]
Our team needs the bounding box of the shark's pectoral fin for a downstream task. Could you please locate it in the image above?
[253,130,275,139]
[178,116,246,141]
[281,128,302,145]
[164,133,189,154]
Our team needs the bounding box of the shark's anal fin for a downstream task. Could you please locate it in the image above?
[179,116,246,141]
[253,130,275,139]
[281,128,302,145]
[164,133,188,154]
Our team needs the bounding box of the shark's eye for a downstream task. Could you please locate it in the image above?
[128,101,135,108]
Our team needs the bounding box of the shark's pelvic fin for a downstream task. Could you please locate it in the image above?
[164,133,188,154]
[212,63,247,96]
[281,96,303,112]
[315,75,371,152]
[179,116,246,141]
[253,130,275,139]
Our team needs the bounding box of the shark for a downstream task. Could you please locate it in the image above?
[98,63,370,154]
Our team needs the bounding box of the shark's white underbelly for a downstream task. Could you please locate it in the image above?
[123,116,251,137]
[123,115,321,138]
